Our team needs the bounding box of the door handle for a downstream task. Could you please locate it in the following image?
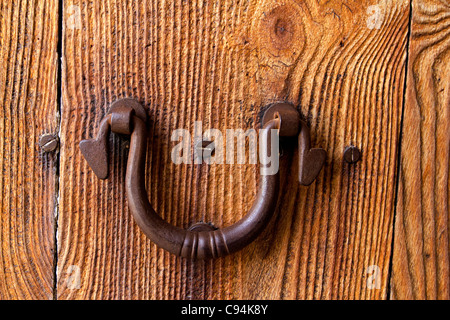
[80,99,325,259]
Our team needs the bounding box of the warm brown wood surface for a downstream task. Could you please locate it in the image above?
[57,0,409,300]
[0,0,59,299]
[3,0,448,301]
[391,0,450,300]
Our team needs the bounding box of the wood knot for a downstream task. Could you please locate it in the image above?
[272,17,294,50]
[258,5,304,53]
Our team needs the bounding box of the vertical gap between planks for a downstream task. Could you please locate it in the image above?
[52,0,64,300]
[387,0,414,301]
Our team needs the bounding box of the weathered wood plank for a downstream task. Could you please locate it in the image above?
[58,0,409,299]
[244,0,409,300]
[391,0,450,300]
[0,0,59,299]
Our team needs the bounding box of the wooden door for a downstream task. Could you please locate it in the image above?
[0,0,448,300]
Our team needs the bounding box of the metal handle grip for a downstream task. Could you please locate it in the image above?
[80,99,325,260]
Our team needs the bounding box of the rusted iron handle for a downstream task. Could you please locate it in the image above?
[129,116,281,259]
[80,100,325,260]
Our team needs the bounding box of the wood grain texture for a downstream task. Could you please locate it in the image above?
[391,0,450,300]
[58,0,409,299]
[0,0,59,299]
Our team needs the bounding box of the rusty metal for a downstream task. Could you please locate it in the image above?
[40,134,59,153]
[79,115,111,180]
[195,140,216,161]
[188,222,218,232]
[108,98,148,123]
[79,100,147,180]
[263,103,326,186]
[343,146,361,164]
[262,102,301,137]
[297,120,327,186]
[80,99,326,260]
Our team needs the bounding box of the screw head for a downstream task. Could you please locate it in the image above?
[344,146,361,164]
[195,140,216,160]
[40,134,59,153]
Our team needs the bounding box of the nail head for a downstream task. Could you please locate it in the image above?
[196,140,216,159]
[344,146,361,164]
[40,134,59,153]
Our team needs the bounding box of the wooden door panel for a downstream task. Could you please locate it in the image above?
[57,0,409,299]
[392,0,450,300]
[242,0,409,300]
[0,0,59,299]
